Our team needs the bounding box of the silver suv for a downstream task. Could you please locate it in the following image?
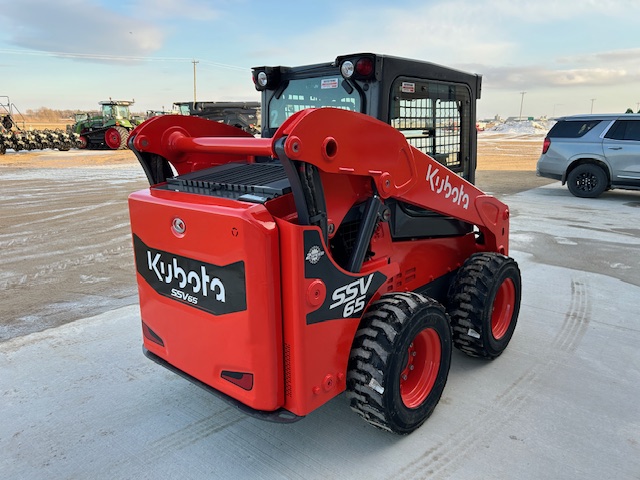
[537,114,640,197]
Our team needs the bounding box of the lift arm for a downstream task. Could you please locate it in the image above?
[271,108,510,255]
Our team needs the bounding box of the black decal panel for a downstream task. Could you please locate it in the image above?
[304,230,386,324]
[134,234,246,315]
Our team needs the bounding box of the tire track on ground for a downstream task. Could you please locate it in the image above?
[553,280,590,353]
[138,407,245,461]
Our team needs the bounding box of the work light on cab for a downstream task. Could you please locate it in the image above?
[341,61,355,79]
[257,72,268,88]
[252,67,282,91]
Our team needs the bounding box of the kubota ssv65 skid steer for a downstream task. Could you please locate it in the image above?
[127,53,521,434]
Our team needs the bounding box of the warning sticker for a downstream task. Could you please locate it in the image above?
[401,82,416,93]
[321,78,340,89]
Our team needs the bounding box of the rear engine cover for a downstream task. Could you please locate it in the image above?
[129,188,283,411]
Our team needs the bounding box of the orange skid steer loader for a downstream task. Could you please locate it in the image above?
[127,54,521,434]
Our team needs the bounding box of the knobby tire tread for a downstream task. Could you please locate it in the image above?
[346,292,449,434]
[448,252,521,359]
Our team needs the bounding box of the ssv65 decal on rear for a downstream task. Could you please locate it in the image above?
[133,235,246,315]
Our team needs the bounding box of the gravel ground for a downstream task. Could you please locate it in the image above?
[0,134,552,341]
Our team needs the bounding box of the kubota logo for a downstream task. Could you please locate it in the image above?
[147,251,226,302]
[426,164,470,209]
[133,235,246,315]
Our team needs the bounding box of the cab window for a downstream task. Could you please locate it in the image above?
[268,77,362,129]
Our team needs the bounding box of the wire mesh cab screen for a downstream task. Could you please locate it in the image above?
[390,78,471,175]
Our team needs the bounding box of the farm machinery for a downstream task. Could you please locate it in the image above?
[172,101,261,135]
[71,99,141,150]
[127,53,521,434]
[0,96,77,154]
[0,126,77,154]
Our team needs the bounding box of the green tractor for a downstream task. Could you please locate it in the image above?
[72,100,141,149]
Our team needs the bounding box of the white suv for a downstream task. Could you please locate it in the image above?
[537,114,640,197]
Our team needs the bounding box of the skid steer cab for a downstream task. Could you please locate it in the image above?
[127,53,521,434]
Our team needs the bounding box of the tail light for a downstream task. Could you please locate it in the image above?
[142,321,164,347]
[355,57,374,77]
[542,137,551,154]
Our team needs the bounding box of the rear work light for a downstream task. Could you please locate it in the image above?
[340,61,355,79]
[256,72,268,87]
[252,67,282,91]
[542,137,551,154]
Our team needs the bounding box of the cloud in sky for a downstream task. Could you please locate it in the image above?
[558,48,640,67]
[0,0,164,60]
[269,0,640,97]
[478,52,640,91]
[131,0,221,21]
[248,2,516,67]
[466,64,638,89]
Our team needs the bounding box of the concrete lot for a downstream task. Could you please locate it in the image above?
[2,180,639,479]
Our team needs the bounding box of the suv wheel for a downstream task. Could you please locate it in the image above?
[567,163,607,198]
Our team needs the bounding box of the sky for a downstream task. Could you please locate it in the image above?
[1,0,640,120]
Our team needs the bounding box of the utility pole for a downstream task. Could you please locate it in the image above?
[590,98,596,114]
[192,59,199,104]
[519,92,526,120]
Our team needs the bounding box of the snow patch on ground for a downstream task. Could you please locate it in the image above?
[485,119,555,136]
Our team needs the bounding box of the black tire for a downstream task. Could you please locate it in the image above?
[115,126,130,150]
[567,163,608,198]
[448,252,521,359]
[346,292,452,434]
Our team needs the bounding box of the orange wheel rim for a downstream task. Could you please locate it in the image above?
[400,328,441,409]
[491,278,516,339]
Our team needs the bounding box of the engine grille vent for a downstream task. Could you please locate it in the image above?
[164,162,291,203]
